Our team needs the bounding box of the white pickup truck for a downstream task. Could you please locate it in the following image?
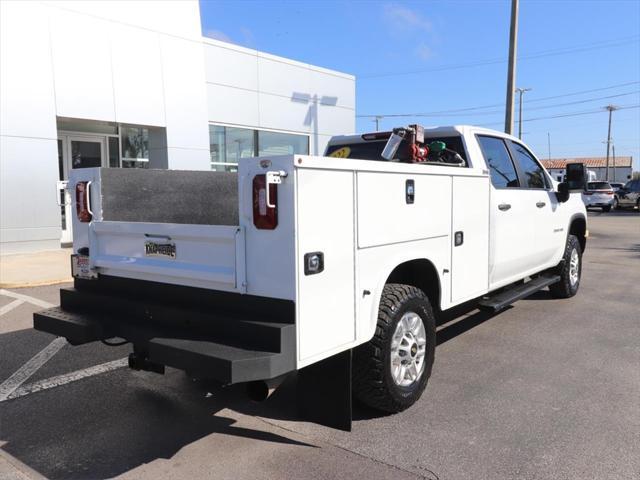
[34,125,588,430]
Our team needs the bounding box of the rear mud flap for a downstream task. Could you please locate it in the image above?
[297,349,352,431]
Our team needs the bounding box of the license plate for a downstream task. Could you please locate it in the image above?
[144,241,176,259]
[71,254,98,280]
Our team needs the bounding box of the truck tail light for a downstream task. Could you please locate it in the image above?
[75,181,92,222]
[252,174,277,229]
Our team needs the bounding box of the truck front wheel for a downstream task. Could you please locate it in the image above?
[353,283,436,413]
[549,234,582,299]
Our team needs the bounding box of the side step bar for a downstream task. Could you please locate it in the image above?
[478,275,560,312]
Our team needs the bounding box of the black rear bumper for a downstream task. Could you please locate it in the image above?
[33,277,296,384]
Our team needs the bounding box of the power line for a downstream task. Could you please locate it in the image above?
[356,80,640,118]
[477,103,640,127]
[358,35,640,79]
[357,90,639,119]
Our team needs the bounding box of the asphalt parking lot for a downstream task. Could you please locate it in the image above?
[1,211,638,480]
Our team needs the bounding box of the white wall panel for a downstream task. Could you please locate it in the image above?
[160,35,210,169]
[111,24,165,127]
[258,93,311,134]
[0,136,60,244]
[0,2,57,139]
[50,8,115,121]
[308,70,355,109]
[258,56,310,99]
[48,1,203,41]
[204,43,258,91]
[316,104,355,136]
[165,147,211,171]
[208,84,260,126]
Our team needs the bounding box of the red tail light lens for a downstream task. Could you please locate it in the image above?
[75,181,92,222]
[252,174,277,230]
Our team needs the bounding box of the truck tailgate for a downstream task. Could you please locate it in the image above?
[89,221,246,292]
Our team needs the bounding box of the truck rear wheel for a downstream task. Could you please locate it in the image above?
[353,283,436,413]
[549,234,582,299]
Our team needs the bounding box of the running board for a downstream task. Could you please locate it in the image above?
[478,275,560,312]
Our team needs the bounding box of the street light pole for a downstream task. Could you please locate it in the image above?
[604,105,617,181]
[516,87,531,139]
[504,0,519,135]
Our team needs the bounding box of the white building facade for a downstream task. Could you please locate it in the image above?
[0,1,355,253]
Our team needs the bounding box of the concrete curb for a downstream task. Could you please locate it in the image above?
[0,278,73,289]
[0,248,73,290]
[0,448,47,480]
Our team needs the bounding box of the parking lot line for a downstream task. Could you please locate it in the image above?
[0,299,24,317]
[0,337,67,401]
[3,358,128,402]
[0,289,54,309]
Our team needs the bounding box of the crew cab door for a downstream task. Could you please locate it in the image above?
[505,140,561,267]
[477,135,539,287]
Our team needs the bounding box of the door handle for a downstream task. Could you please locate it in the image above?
[536,201,546,208]
[498,203,511,211]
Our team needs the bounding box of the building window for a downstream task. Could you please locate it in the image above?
[209,124,309,171]
[108,137,120,168]
[121,126,149,168]
[258,130,309,156]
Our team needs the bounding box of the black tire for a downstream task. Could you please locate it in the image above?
[352,283,436,413]
[613,197,620,210]
[549,234,582,299]
[602,205,611,212]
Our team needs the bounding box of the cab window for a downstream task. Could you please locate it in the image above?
[508,141,549,189]
[476,136,519,188]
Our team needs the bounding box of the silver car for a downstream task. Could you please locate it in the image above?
[582,181,614,212]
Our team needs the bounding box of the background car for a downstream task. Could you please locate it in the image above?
[582,181,614,212]
[613,179,640,211]
[609,182,624,192]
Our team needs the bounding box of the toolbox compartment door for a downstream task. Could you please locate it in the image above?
[450,176,489,303]
[296,169,356,364]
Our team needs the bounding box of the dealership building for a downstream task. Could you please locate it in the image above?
[0,1,355,253]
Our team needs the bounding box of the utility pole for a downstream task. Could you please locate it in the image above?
[373,116,383,131]
[504,0,519,135]
[547,132,551,161]
[612,144,616,182]
[516,87,531,139]
[604,105,617,181]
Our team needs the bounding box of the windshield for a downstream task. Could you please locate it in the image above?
[587,182,611,190]
[325,135,468,164]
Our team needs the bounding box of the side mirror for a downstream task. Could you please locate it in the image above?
[556,182,570,203]
[381,132,405,161]
[566,163,587,191]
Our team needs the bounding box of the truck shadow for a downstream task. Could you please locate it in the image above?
[0,352,314,480]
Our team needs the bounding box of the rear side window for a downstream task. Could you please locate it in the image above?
[508,141,548,189]
[325,135,468,164]
[477,136,519,188]
[587,182,611,190]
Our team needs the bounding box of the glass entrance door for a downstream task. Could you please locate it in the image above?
[58,135,107,244]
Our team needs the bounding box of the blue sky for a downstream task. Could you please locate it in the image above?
[200,0,640,172]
